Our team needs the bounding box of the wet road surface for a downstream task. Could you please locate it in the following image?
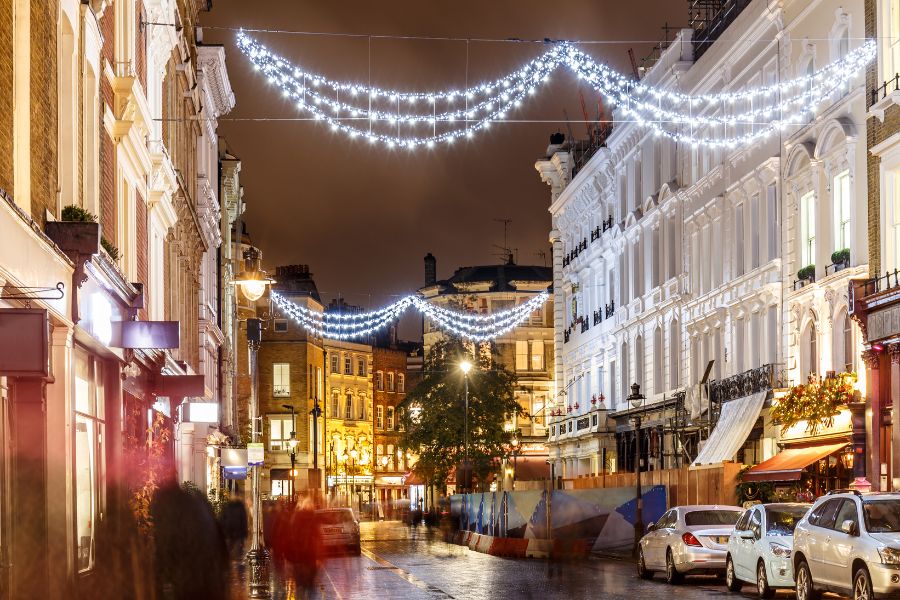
[240,521,805,599]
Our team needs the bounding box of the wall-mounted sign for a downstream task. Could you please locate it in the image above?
[188,402,218,423]
[111,320,179,349]
[247,443,264,466]
[869,303,900,343]
[0,309,49,377]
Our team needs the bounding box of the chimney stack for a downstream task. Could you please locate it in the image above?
[424,253,436,285]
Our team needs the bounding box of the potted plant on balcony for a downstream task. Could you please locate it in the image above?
[831,248,850,271]
[797,264,816,284]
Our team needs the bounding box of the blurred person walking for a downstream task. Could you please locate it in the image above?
[286,500,323,599]
[219,491,249,578]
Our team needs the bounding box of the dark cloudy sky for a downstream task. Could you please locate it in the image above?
[201,1,685,336]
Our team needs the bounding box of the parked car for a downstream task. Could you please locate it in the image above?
[638,504,744,584]
[793,490,900,600]
[724,502,811,598]
[316,507,361,555]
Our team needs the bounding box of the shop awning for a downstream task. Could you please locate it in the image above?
[742,442,849,482]
[692,390,767,466]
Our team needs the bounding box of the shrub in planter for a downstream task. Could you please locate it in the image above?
[60,204,119,261]
[797,264,816,281]
[831,248,850,266]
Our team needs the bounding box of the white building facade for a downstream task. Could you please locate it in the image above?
[536,0,868,482]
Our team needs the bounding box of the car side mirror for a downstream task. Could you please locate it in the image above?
[647,521,656,532]
[840,519,859,536]
[738,530,755,540]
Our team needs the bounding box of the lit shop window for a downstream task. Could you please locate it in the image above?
[75,348,106,573]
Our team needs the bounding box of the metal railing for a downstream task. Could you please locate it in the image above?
[690,0,752,61]
[872,73,900,106]
[708,363,780,405]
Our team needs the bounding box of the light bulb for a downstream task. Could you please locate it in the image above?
[240,280,267,302]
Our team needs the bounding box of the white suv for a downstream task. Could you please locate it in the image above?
[792,490,900,600]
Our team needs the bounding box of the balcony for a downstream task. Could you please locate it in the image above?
[708,363,782,405]
[870,73,900,122]
[690,0,753,61]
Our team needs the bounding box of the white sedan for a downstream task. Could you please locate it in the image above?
[638,505,744,584]
[725,502,811,598]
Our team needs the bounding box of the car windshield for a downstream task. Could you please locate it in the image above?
[684,510,742,526]
[318,511,354,525]
[864,500,900,533]
[765,506,809,535]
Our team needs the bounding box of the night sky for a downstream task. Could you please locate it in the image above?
[201,1,686,336]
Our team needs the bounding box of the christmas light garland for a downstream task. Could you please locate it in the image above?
[236,30,874,149]
[270,290,549,341]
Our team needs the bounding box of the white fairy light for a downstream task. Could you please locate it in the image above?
[236,30,874,149]
[269,290,549,342]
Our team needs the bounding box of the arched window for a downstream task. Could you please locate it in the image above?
[634,335,644,391]
[669,321,679,389]
[654,326,664,394]
[835,309,855,373]
[800,320,818,378]
[833,170,851,253]
[800,191,816,268]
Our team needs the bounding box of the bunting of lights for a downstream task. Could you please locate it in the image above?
[270,290,549,342]
[237,30,874,149]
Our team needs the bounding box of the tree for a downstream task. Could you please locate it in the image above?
[399,336,524,492]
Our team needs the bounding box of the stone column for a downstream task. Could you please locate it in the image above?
[46,325,74,599]
[863,349,883,490]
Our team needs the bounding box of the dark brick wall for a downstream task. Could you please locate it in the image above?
[0,0,12,196]
[30,0,59,225]
[373,346,408,466]
[135,0,146,91]
[136,189,148,320]
[99,5,116,243]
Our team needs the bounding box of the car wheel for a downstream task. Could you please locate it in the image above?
[665,549,683,585]
[725,556,742,592]
[637,548,653,580]
[853,567,874,600]
[795,560,820,600]
[756,560,774,599]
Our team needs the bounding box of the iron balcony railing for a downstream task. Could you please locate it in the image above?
[708,363,781,405]
[872,73,900,106]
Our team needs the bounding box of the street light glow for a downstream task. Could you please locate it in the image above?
[459,359,473,374]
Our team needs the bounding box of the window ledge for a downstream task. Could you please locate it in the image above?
[869,90,900,123]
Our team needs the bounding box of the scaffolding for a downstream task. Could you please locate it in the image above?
[689,0,752,60]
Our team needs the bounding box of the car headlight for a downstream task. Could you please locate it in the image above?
[769,542,791,559]
[880,547,900,565]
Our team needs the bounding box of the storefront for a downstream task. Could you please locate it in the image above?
[742,409,855,496]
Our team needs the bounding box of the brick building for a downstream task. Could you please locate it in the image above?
[372,342,415,515]
[256,264,325,498]
[0,1,236,597]
[848,0,900,492]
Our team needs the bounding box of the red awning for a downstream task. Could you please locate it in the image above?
[512,456,551,481]
[742,442,848,482]
[403,470,424,486]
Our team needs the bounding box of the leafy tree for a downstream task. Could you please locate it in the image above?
[399,336,524,492]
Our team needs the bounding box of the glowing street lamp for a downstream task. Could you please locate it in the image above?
[231,247,275,302]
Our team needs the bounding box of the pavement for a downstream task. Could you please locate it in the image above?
[232,521,800,599]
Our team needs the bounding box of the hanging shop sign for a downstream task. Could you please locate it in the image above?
[111,320,180,349]
[247,442,265,466]
[0,309,49,377]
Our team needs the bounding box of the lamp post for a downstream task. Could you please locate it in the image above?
[231,248,275,600]
[459,359,472,488]
[350,449,359,514]
[310,401,322,499]
[282,404,298,504]
[627,382,646,558]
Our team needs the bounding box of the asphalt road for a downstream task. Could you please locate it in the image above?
[252,521,804,600]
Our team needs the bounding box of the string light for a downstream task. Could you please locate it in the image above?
[269,290,550,341]
[236,30,874,148]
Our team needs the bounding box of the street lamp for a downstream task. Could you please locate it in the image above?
[233,257,274,600]
[282,404,298,504]
[627,382,646,558]
[459,359,472,487]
